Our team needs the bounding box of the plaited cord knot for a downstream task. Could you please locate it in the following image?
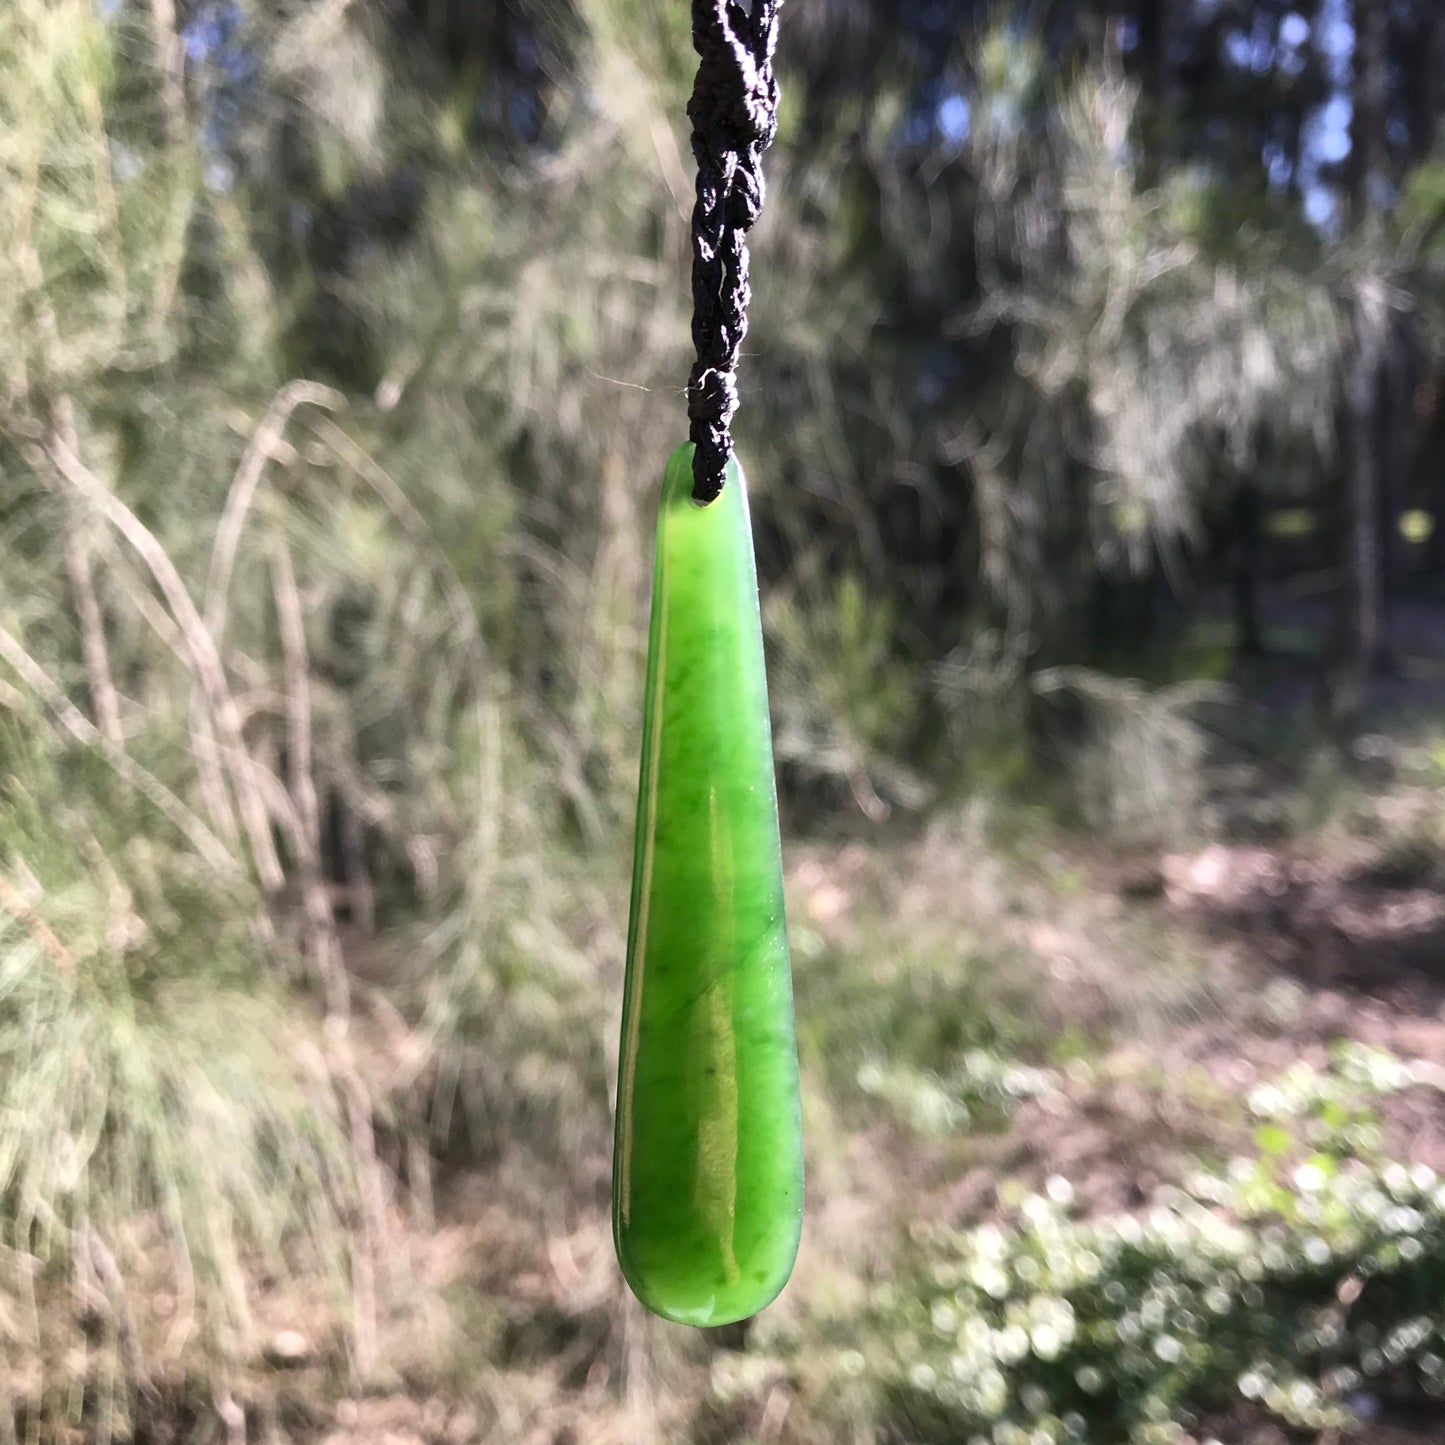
[686,0,783,504]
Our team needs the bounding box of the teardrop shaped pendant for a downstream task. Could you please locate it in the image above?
[612,443,804,1327]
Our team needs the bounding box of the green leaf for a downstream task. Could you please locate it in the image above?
[1255,1124,1291,1157]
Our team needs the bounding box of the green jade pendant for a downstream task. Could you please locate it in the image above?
[613,443,804,1327]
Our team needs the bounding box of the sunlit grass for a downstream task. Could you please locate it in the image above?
[0,726,361,1420]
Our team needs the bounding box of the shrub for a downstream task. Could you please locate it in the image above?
[860,1046,1445,1443]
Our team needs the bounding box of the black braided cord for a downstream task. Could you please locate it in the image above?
[686,0,784,504]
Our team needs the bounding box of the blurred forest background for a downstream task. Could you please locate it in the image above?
[5,0,1445,1441]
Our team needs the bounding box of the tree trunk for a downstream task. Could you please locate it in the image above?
[150,0,186,146]
[1133,0,1173,186]
[1334,0,1392,706]
[1428,366,1445,578]
[1381,314,1414,605]
[1405,3,1445,162]
[1342,278,1388,676]
[1231,481,1262,657]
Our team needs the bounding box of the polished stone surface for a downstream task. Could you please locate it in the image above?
[613,444,803,1327]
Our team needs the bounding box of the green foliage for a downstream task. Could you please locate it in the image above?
[856,1052,1059,1137]
[0,0,194,387]
[1400,160,1445,258]
[768,573,927,816]
[861,1047,1445,1444]
[959,35,1340,654]
[0,0,620,1411]
[794,921,1056,1118]
[0,718,360,1400]
[1033,669,1224,845]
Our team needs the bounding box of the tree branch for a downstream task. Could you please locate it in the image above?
[43,431,284,891]
[206,381,343,642]
[0,623,239,879]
